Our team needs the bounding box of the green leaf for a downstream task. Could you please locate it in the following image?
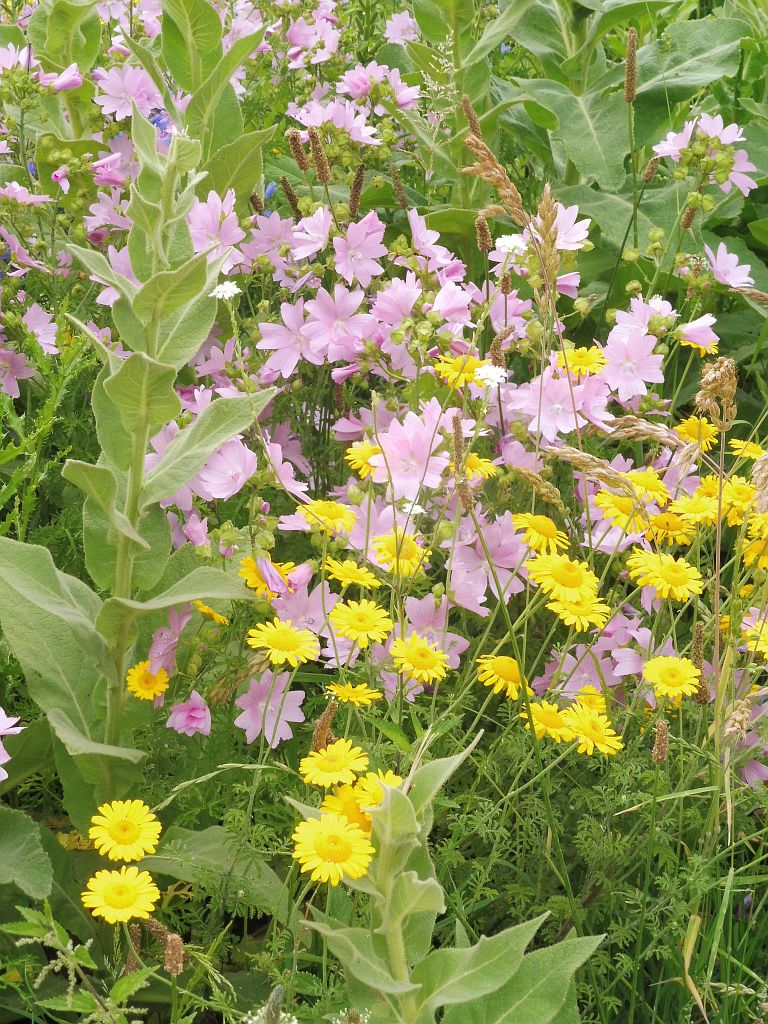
[84,500,171,593]
[375,871,445,938]
[560,0,673,76]
[28,0,101,72]
[462,0,535,68]
[308,916,421,995]
[103,352,182,430]
[749,218,768,248]
[95,565,253,645]
[47,707,146,788]
[110,967,156,1004]
[636,18,747,100]
[184,31,264,154]
[67,243,138,304]
[38,994,100,1014]
[556,183,681,250]
[411,0,450,42]
[514,79,627,189]
[62,459,147,548]
[155,291,218,368]
[200,127,276,212]
[161,0,222,92]
[0,719,52,795]
[0,807,53,899]
[124,36,182,124]
[412,916,546,1013]
[407,733,482,822]
[132,251,216,324]
[447,934,604,1024]
[141,394,270,508]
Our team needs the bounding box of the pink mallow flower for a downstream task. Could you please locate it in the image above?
[167,690,211,736]
[148,605,191,675]
[603,326,664,402]
[0,181,53,205]
[705,242,754,289]
[384,10,419,43]
[0,347,35,398]
[234,672,305,747]
[192,436,257,501]
[22,303,59,355]
[188,189,245,273]
[333,211,387,287]
[257,298,323,379]
[302,284,372,362]
[369,400,451,500]
[94,65,161,120]
[678,314,719,354]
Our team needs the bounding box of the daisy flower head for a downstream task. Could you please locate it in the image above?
[668,493,718,527]
[645,512,695,547]
[193,599,229,625]
[594,489,649,534]
[246,618,320,667]
[722,476,756,527]
[390,633,449,683]
[512,513,569,555]
[556,345,606,377]
[126,661,169,701]
[345,439,382,479]
[546,594,611,631]
[299,738,369,788]
[625,467,670,507]
[324,556,381,590]
[675,415,718,451]
[574,685,607,713]
[434,353,483,389]
[561,703,623,756]
[626,549,704,602]
[729,438,764,461]
[642,655,700,701]
[476,654,529,699]
[81,865,160,923]
[239,555,296,599]
[321,785,372,832]
[451,452,498,482]
[329,599,393,648]
[372,530,430,576]
[298,499,357,536]
[326,681,383,706]
[291,813,374,885]
[354,769,403,810]
[88,800,162,862]
[520,701,575,743]
[526,553,599,603]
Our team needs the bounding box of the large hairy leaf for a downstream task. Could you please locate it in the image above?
[0,807,53,899]
[103,352,182,430]
[636,18,747,100]
[161,0,222,92]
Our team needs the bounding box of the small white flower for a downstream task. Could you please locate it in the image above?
[474,364,508,387]
[400,499,425,517]
[494,233,525,255]
[210,282,242,301]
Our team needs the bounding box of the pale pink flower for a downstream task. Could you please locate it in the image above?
[0,347,35,397]
[258,298,321,379]
[183,512,209,547]
[698,113,745,147]
[291,206,333,260]
[513,366,587,442]
[188,190,245,273]
[22,304,58,354]
[725,148,757,196]
[264,440,309,500]
[167,690,211,736]
[407,209,452,269]
[333,211,386,287]
[38,62,83,90]
[384,10,419,43]
[603,327,664,402]
[705,242,753,288]
[192,437,257,500]
[552,203,590,250]
[653,120,695,160]
[149,605,191,675]
[0,181,53,205]
[94,65,161,120]
[272,582,337,636]
[95,246,138,306]
[0,227,50,277]
[369,403,450,499]
[371,272,421,325]
[679,313,719,353]
[234,672,305,747]
[303,284,372,362]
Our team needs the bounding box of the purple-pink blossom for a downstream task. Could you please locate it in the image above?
[94,65,162,120]
[234,672,305,747]
[167,690,211,736]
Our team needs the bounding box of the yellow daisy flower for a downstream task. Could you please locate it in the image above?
[644,511,695,547]
[372,530,430,576]
[729,438,765,461]
[291,813,374,886]
[324,556,381,590]
[193,599,229,625]
[526,554,599,603]
[126,661,169,701]
[354,769,403,810]
[451,452,498,482]
[594,490,648,533]
[344,440,382,479]
[625,467,670,506]
[742,536,768,571]
[435,353,483,388]
[298,499,357,535]
[299,738,369,788]
[326,682,383,706]
[556,345,606,376]
[239,555,296,599]
[519,700,575,743]
[511,513,569,554]
[722,476,756,527]
[81,866,160,924]
[88,800,162,863]
[561,703,623,756]
[546,593,611,631]
[574,685,607,714]
[246,618,319,667]
[642,655,700,701]
[390,633,449,683]
[476,654,529,699]
[626,549,704,601]
[329,599,393,648]
[321,785,372,832]
[675,415,718,451]
[668,492,718,526]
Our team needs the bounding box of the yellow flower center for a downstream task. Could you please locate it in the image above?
[271,626,302,651]
[104,883,135,909]
[530,516,557,538]
[316,832,352,863]
[553,562,585,587]
[659,563,689,586]
[110,820,141,844]
[488,656,519,682]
